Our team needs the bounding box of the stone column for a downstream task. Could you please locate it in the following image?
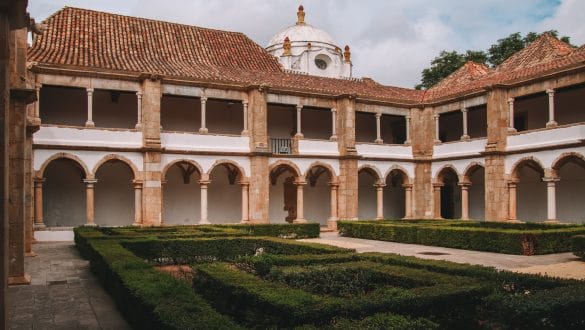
[199,96,208,134]
[433,183,443,218]
[135,91,142,129]
[293,179,307,223]
[241,100,249,136]
[327,182,339,229]
[375,181,385,220]
[84,179,97,226]
[459,182,471,220]
[330,108,337,141]
[295,104,303,138]
[403,183,413,219]
[374,112,383,144]
[85,88,94,127]
[404,115,411,145]
[33,178,45,228]
[239,180,250,223]
[546,89,557,128]
[34,83,41,118]
[434,114,441,143]
[543,177,559,222]
[199,178,211,224]
[507,98,516,132]
[160,180,167,225]
[461,107,470,140]
[508,180,518,221]
[133,180,142,226]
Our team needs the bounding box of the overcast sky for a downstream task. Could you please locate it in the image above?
[28,0,585,88]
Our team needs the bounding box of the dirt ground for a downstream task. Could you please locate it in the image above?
[512,261,585,280]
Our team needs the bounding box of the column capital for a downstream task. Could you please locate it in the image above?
[374,182,386,189]
[461,107,468,113]
[132,180,143,188]
[296,104,303,111]
[405,114,411,120]
[238,179,250,187]
[34,82,42,90]
[433,113,439,119]
[402,183,413,189]
[34,177,46,184]
[546,88,555,95]
[542,177,560,183]
[507,97,514,104]
[200,96,208,103]
[86,88,94,93]
[294,179,307,186]
[458,182,471,188]
[375,112,382,118]
[507,179,519,186]
[198,179,211,186]
[136,91,143,97]
[328,181,339,188]
[432,183,444,189]
[242,99,249,106]
[330,107,337,113]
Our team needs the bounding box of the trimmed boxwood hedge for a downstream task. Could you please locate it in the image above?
[338,220,585,255]
[572,235,585,259]
[75,225,585,329]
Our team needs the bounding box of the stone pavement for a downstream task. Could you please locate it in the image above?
[7,242,130,330]
[300,232,583,273]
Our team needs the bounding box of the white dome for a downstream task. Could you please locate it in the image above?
[267,23,338,49]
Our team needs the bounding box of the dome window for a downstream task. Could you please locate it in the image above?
[314,54,331,70]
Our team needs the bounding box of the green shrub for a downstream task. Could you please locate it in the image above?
[572,235,585,259]
[74,228,243,330]
[338,220,585,255]
[298,313,439,329]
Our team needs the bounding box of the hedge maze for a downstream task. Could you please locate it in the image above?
[75,224,585,329]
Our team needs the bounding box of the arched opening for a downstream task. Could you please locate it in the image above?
[304,165,333,226]
[95,160,134,226]
[358,168,379,220]
[555,155,585,223]
[42,158,86,227]
[466,165,485,220]
[208,163,242,224]
[514,160,546,221]
[438,167,460,219]
[269,164,299,223]
[384,170,406,219]
[163,161,201,225]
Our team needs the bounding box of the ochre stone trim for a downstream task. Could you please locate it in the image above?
[434,164,460,183]
[462,162,485,182]
[550,151,585,173]
[509,156,546,180]
[384,165,412,185]
[303,161,338,183]
[207,159,247,178]
[357,164,382,180]
[36,152,91,179]
[161,159,204,180]
[92,154,140,180]
[269,159,302,178]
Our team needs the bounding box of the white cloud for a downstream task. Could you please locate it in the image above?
[27,0,576,88]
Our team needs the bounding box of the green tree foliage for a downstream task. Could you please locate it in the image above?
[416,30,574,89]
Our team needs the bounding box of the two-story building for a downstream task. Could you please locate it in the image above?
[24,6,585,238]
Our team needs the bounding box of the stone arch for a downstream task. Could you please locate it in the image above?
[510,156,545,180]
[162,159,204,180]
[38,152,91,179]
[304,161,337,184]
[92,154,139,180]
[207,159,246,180]
[384,165,411,184]
[462,162,484,182]
[269,160,302,178]
[358,164,382,181]
[435,165,460,183]
[551,152,585,176]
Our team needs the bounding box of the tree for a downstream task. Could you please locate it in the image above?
[416,30,574,89]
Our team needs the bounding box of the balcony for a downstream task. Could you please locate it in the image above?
[270,138,292,155]
[433,138,487,159]
[161,132,250,153]
[356,143,413,159]
[507,123,585,152]
[33,125,142,148]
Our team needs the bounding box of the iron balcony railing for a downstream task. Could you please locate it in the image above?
[270,138,292,155]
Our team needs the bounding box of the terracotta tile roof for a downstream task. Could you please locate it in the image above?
[423,34,585,101]
[29,8,585,104]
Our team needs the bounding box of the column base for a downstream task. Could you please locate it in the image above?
[327,218,338,230]
[507,219,523,223]
[294,133,304,139]
[404,140,411,146]
[198,220,211,225]
[8,274,31,286]
[132,221,142,227]
[374,139,383,144]
[85,121,95,127]
[507,127,517,133]
[241,130,250,136]
[135,123,142,130]
[25,251,37,257]
[83,223,97,227]
[240,219,250,224]
[33,223,46,229]
[460,135,470,141]
[293,218,307,224]
[546,121,558,128]
[544,219,559,224]
[199,128,209,134]
[434,139,441,144]
[329,135,338,141]
[375,217,383,220]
